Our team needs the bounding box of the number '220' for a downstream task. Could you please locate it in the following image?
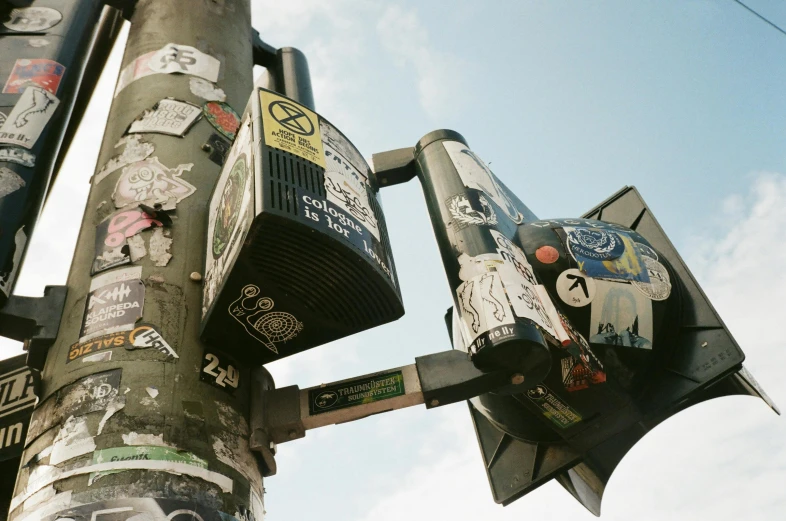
[202,353,239,388]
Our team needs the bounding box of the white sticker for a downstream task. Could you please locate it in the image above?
[556,268,596,307]
[324,144,380,241]
[128,99,201,136]
[3,7,62,32]
[93,135,155,185]
[114,51,157,97]
[496,262,560,341]
[149,43,221,82]
[632,256,671,301]
[443,140,523,223]
[0,86,60,149]
[589,279,653,349]
[456,272,515,344]
[112,157,195,209]
[0,146,35,167]
[0,166,25,198]
[457,252,504,282]
[189,77,226,101]
[320,119,369,178]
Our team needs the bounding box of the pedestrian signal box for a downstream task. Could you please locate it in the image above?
[200,88,403,364]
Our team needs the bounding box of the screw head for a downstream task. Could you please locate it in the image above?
[510,373,525,385]
[201,143,212,152]
[189,272,203,282]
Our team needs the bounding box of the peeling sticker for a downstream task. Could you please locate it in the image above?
[0,86,60,149]
[82,350,112,363]
[112,157,194,209]
[128,98,201,137]
[114,51,157,98]
[92,206,166,274]
[22,485,54,511]
[126,234,146,261]
[28,38,50,48]
[121,432,168,447]
[80,267,144,341]
[127,324,178,358]
[97,395,126,436]
[0,145,35,167]
[3,7,62,32]
[190,77,226,101]
[149,43,221,82]
[149,227,172,266]
[15,491,70,521]
[94,135,155,185]
[89,445,208,484]
[0,166,25,197]
[203,133,231,166]
[48,416,96,465]
[212,435,262,484]
[3,59,65,95]
[214,401,249,436]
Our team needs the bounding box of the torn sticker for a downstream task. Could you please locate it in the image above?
[48,416,96,465]
[148,227,172,266]
[122,432,168,447]
[89,445,208,484]
[203,101,240,140]
[146,387,158,398]
[3,7,62,32]
[127,324,178,358]
[114,51,157,97]
[28,38,50,48]
[80,267,144,341]
[3,59,65,95]
[149,43,221,81]
[0,146,35,167]
[93,135,155,185]
[204,133,231,166]
[97,395,126,435]
[190,77,226,101]
[128,98,201,137]
[0,166,25,198]
[92,205,166,274]
[589,279,653,349]
[0,86,60,149]
[112,157,194,209]
[126,234,146,262]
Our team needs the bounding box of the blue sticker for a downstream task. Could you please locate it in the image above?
[572,233,650,283]
[565,227,625,261]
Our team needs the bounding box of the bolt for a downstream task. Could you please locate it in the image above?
[429,398,439,407]
[189,272,202,282]
[510,373,525,385]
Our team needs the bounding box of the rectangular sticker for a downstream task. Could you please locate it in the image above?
[320,118,369,177]
[259,89,325,167]
[90,445,207,483]
[308,371,405,415]
[526,384,582,429]
[324,143,380,240]
[114,51,156,97]
[3,59,65,94]
[589,279,653,349]
[0,86,59,149]
[200,351,240,393]
[565,228,649,283]
[128,99,201,136]
[149,43,221,82]
[80,267,144,341]
[456,271,515,345]
[0,366,36,419]
[69,324,177,363]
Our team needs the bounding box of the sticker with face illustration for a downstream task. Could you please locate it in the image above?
[112,157,195,209]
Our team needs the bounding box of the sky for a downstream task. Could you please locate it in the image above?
[2,0,785,520]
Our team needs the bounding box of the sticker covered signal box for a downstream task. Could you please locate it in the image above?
[201,88,404,364]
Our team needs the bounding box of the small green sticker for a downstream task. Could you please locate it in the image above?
[525,384,582,429]
[89,445,208,483]
[308,371,405,415]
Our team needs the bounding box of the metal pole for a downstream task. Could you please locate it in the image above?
[10,2,262,521]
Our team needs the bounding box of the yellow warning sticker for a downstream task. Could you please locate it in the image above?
[259,89,325,168]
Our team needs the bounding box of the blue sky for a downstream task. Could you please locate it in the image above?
[1,1,785,520]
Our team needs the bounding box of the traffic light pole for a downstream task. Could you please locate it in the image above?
[9,2,266,521]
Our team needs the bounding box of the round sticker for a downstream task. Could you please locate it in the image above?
[556,269,596,307]
[535,245,560,264]
[566,227,625,260]
[212,153,248,258]
[635,242,658,261]
[3,7,62,32]
[203,101,240,140]
[633,256,671,301]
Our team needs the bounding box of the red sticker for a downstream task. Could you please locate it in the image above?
[3,59,65,95]
[535,245,559,264]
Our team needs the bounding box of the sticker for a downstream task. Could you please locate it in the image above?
[80,267,144,341]
[259,89,325,167]
[82,351,112,363]
[535,245,559,264]
[127,98,201,136]
[0,146,35,167]
[456,272,515,345]
[112,157,195,209]
[445,190,497,229]
[128,324,178,358]
[570,231,650,283]
[0,86,60,149]
[190,77,226,101]
[457,252,505,282]
[3,7,62,32]
[148,228,172,266]
[36,498,237,521]
[565,227,625,261]
[308,371,405,415]
[589,279,653,349]
[228,285,303,354]
[442,140,523,224]
[324,143,380,240]
[94,135,155,185]
[0,228,26,298]
[526,384,582,428]
[0,110,5,126]
[89,446,207,483]
[92,206,168,274]
[68,332,127,363]
[204,119,254,316]
[0,365,37,420]
[320,118,369,177]
[561,356,606,392]
[632,256,671,301]
[149,43,221,82]
[635,242,658,261]
[204,133,231,166]
[3,59,65,95]
[28,38,50,48]
[114,51,157,97]
[0,167,25,198]
[200,351,240,392]
[68,324,176,362]
[556,268,596,307]
[203,101,240,140]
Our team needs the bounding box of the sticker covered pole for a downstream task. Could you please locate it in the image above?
[10,2,264,521]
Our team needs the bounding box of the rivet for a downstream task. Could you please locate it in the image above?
[510,373,525,385]
[190,272,203,282]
